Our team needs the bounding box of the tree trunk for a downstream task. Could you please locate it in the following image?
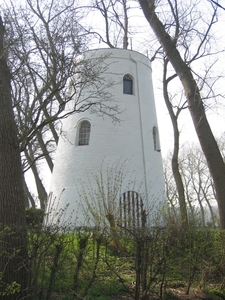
[0,17,30,299]
[24,144,48,209]
[23,176,36,208]
[163,58,188,227]
[139,0,225,228]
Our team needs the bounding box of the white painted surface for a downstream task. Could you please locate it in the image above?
[47,48,165,227]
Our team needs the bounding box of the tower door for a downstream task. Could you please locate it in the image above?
[119,191,146,231]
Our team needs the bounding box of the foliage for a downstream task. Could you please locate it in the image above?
[26,208,44,227]
[1,282,21,297]
[16,208,225,299]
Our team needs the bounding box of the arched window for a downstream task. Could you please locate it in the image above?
[153,126,160,151]
[78,121,91,145]
[123,74,133,95]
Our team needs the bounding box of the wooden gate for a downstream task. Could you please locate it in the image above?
[119,191,146,230]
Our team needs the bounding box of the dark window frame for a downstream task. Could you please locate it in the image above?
[78,120,91,146]
[123,74,133,95]
[153,126,160,152]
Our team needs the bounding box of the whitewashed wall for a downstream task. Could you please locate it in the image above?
[46,48,165,227]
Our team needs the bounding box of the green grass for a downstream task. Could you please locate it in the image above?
[85,280,126,299]
[204,287,225,300]
[26,227,225,299]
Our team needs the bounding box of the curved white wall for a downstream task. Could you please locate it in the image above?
[47,48,165,226]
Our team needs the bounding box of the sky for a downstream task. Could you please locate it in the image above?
[78,0,225,157]
[1,0,224,157]
[1,0,225,197]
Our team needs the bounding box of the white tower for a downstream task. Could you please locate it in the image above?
[47,48,165,227]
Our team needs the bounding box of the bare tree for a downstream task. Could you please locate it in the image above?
[155,2,222,226]
[209,0,225,10]
[162,57,188,226]
[138,0,225,228]
[2,0,119,208]
[92,0,130,48]
[164,144,218,227]
[181,146,217,226]
[0,16,30,299]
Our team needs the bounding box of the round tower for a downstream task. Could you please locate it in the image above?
[47,48,165,228]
